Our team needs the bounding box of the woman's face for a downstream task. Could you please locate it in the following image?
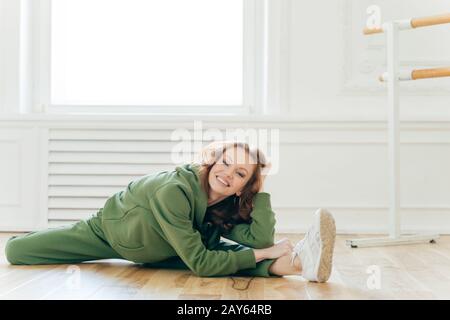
[208,147,257,197]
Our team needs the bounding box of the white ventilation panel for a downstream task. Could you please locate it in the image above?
[47,129,197,223]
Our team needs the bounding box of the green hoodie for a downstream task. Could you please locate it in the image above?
[101,162,276,277]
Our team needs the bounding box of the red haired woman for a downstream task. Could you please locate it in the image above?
[6,141,336,282]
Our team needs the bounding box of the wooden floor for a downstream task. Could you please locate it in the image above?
[1,232,449,300]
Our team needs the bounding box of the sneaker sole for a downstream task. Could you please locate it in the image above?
[316,208,336,283]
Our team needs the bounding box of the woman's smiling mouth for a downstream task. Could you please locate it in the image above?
[216,175,230,187]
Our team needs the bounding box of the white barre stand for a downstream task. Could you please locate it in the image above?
[347,13,450,248]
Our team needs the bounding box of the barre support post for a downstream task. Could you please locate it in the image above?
[386,22,401,239]
[347,21,441,248]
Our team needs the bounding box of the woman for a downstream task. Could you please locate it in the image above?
[5,141,336,282]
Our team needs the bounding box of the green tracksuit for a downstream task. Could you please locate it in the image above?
[5,163,279,277]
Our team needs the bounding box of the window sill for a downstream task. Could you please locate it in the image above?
[0,112,300,123]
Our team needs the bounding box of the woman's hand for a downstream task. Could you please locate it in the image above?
[264,238,293,259]
[253,238,293,262]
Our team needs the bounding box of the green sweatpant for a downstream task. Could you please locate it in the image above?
[5,211,279,278]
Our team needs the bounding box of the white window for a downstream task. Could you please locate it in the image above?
[36,0,263,114]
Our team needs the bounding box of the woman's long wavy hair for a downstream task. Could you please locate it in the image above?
[193,141,269,235]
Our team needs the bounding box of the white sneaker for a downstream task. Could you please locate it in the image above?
[291,208,336,283]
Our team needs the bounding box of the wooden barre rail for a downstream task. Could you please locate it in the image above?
[379,67,450,82]
[363,13,450,35]
[412,67,450,80]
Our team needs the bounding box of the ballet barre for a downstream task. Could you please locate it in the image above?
[347,13,450,248]
[379,67,450,82]
[363,13,450,35]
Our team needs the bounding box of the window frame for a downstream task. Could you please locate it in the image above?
[33,0,265,115]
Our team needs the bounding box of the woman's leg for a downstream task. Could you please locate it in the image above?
[213,241,284,277]
[268,252,302,276]
[5,210,121,265]
[143,240,302,277]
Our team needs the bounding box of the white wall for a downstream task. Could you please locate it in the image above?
[275,0,450,233]
[287,0,450,120]
[1,0,450,235]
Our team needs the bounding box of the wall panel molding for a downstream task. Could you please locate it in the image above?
[1,120,450,233]
[0,127,46,231]
[339,0,450,96]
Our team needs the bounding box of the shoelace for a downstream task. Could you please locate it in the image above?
[290,238,305,266]
[290,224,320,266]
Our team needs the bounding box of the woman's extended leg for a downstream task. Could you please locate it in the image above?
[267,252,302,276]
[5,209,122,265]
[144,208,335,280]
[143,240,302,277]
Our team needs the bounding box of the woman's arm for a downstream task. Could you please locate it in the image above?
[221,192,276,249]
[150,183,257,277]
[253,238,293,262]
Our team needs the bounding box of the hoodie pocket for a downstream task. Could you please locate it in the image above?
[102,205,147,251]
[102,205,176,263]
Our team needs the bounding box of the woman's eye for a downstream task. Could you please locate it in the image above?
[224,160,229,166]
[237,172,244,178]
